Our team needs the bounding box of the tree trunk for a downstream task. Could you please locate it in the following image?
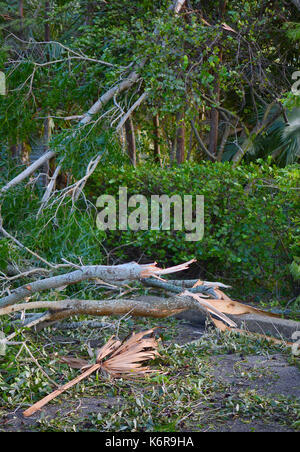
[124,116,137,167]
[208,100,220,158]
[153,114,162,165]
[208,1,227,159]
[176,110,185,164]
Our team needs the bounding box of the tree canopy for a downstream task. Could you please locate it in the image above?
[0,0,299,169]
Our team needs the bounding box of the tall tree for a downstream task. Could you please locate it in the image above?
[124,116,137,167]
[176,111,186,165]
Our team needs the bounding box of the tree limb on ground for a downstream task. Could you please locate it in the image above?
[0,293,237,332]
[0,259,195,309]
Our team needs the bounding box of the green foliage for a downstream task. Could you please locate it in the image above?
[290,258,300,281]
[283,22,300,42]
[0,176,106,270]
[223,107,300,166]
[1,0,299,165]
[0,239,22,271]
[87,161,300,300]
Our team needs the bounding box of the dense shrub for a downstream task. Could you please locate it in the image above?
[0,183,106,269]
[87,161,299,301]
[0,159,298,302]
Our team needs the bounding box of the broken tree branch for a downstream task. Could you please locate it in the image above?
[0,1,187,197]
[0,151,56,195]
[0,260,195,309]
[0,292,235,330]
[0,296,199,318]
[142,278,217,297]
[116,92,148,132]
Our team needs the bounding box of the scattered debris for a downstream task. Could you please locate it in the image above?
[23,329,160,417]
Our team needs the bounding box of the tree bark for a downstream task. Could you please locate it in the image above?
[208,101,220,158]
[0,260,195,309]
[124,116,137,166]
[176,110,185,164]
[153,114,162,165]
[0,296,200,319]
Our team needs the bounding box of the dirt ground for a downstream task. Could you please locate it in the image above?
[1,322,299,432]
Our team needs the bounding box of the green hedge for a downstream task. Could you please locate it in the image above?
[87,161,299,301]
[0,159,298,302]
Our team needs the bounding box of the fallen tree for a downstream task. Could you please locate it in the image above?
[0,260,195,309]
[1,255,294,351]
[0,258,249,342]
[1,255,299,361]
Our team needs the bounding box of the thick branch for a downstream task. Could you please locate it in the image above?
[0,151,56,194]
[0,260,195,309]
[191,120,217,161]
[0,291,236,330]
[0,296,200,319]
[142,278,217,297]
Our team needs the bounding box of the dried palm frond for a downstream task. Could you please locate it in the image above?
[23,329,160,418]
[100,330,160,378]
